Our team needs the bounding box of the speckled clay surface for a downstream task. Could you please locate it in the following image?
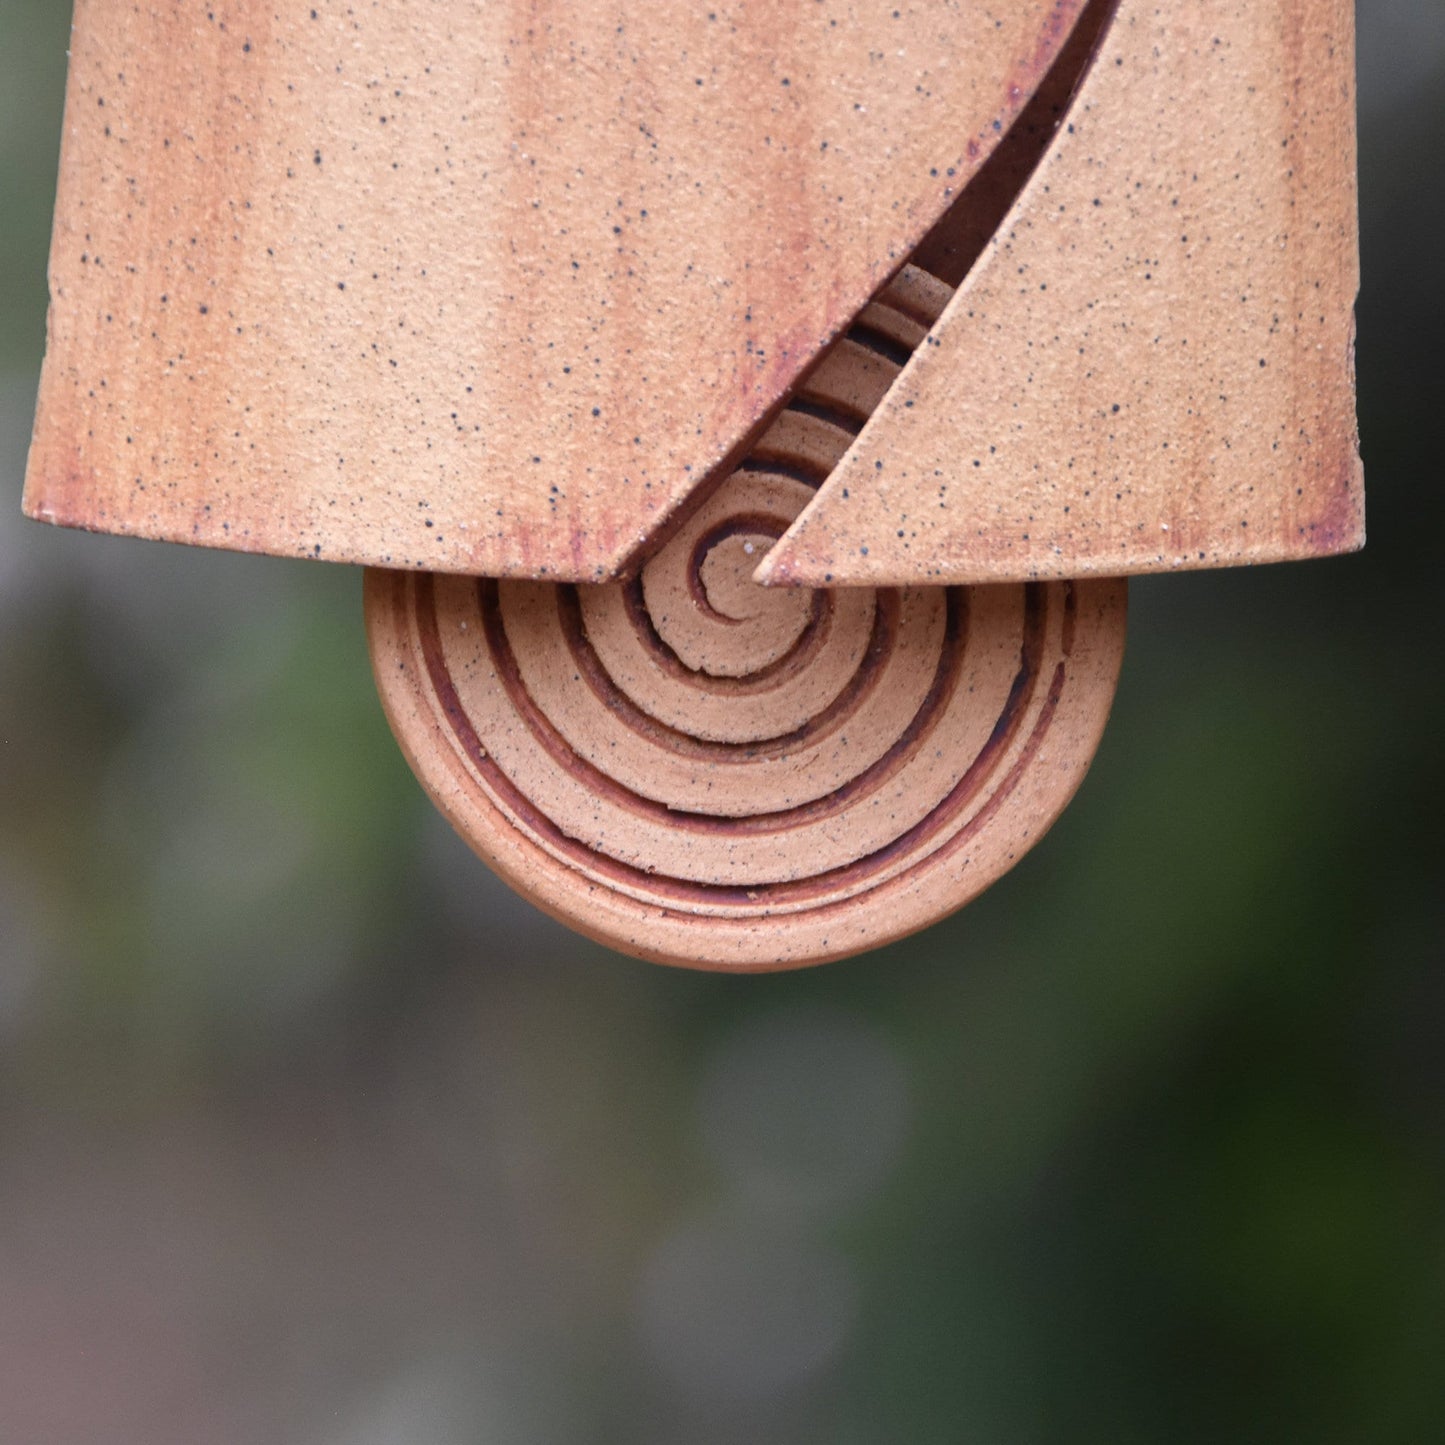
[365,271,1128,969]
[23,0,1093,580]
[762,0,1364,586]
[23,0,1358,966]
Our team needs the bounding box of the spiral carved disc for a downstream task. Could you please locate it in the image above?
[366,268,1126,969]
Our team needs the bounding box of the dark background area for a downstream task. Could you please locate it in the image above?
[2,2,1442,1440]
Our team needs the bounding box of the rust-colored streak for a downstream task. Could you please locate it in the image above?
[26,0,1100,580]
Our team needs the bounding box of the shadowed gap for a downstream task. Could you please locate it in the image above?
[911,0,1121,287]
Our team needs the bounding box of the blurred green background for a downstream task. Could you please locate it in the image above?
[1,2,1442,1441]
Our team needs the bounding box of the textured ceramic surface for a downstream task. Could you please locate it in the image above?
[366,271,1127,968]
[763,0,1364,585]
[23,0,1093,580]
[21,0,1360,967]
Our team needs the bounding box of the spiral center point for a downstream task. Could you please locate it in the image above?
[699,532,805,624]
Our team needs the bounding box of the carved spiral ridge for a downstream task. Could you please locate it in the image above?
[366,268,1126,968]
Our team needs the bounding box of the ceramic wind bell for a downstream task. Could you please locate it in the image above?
[25,0,1362,967]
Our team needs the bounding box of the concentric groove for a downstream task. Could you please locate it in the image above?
[614,577,845,700]
[479,579,962,831]
[367,264,1127,968]
[557,588,893,765]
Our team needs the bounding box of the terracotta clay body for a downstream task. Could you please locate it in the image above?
[23,0,1361,968]
[23,0,1100,579]
[366,270,1127,967]
[762,0,1364,586]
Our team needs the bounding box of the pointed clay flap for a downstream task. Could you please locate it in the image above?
[761,0,1364,587]
[24,0,1092,580]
